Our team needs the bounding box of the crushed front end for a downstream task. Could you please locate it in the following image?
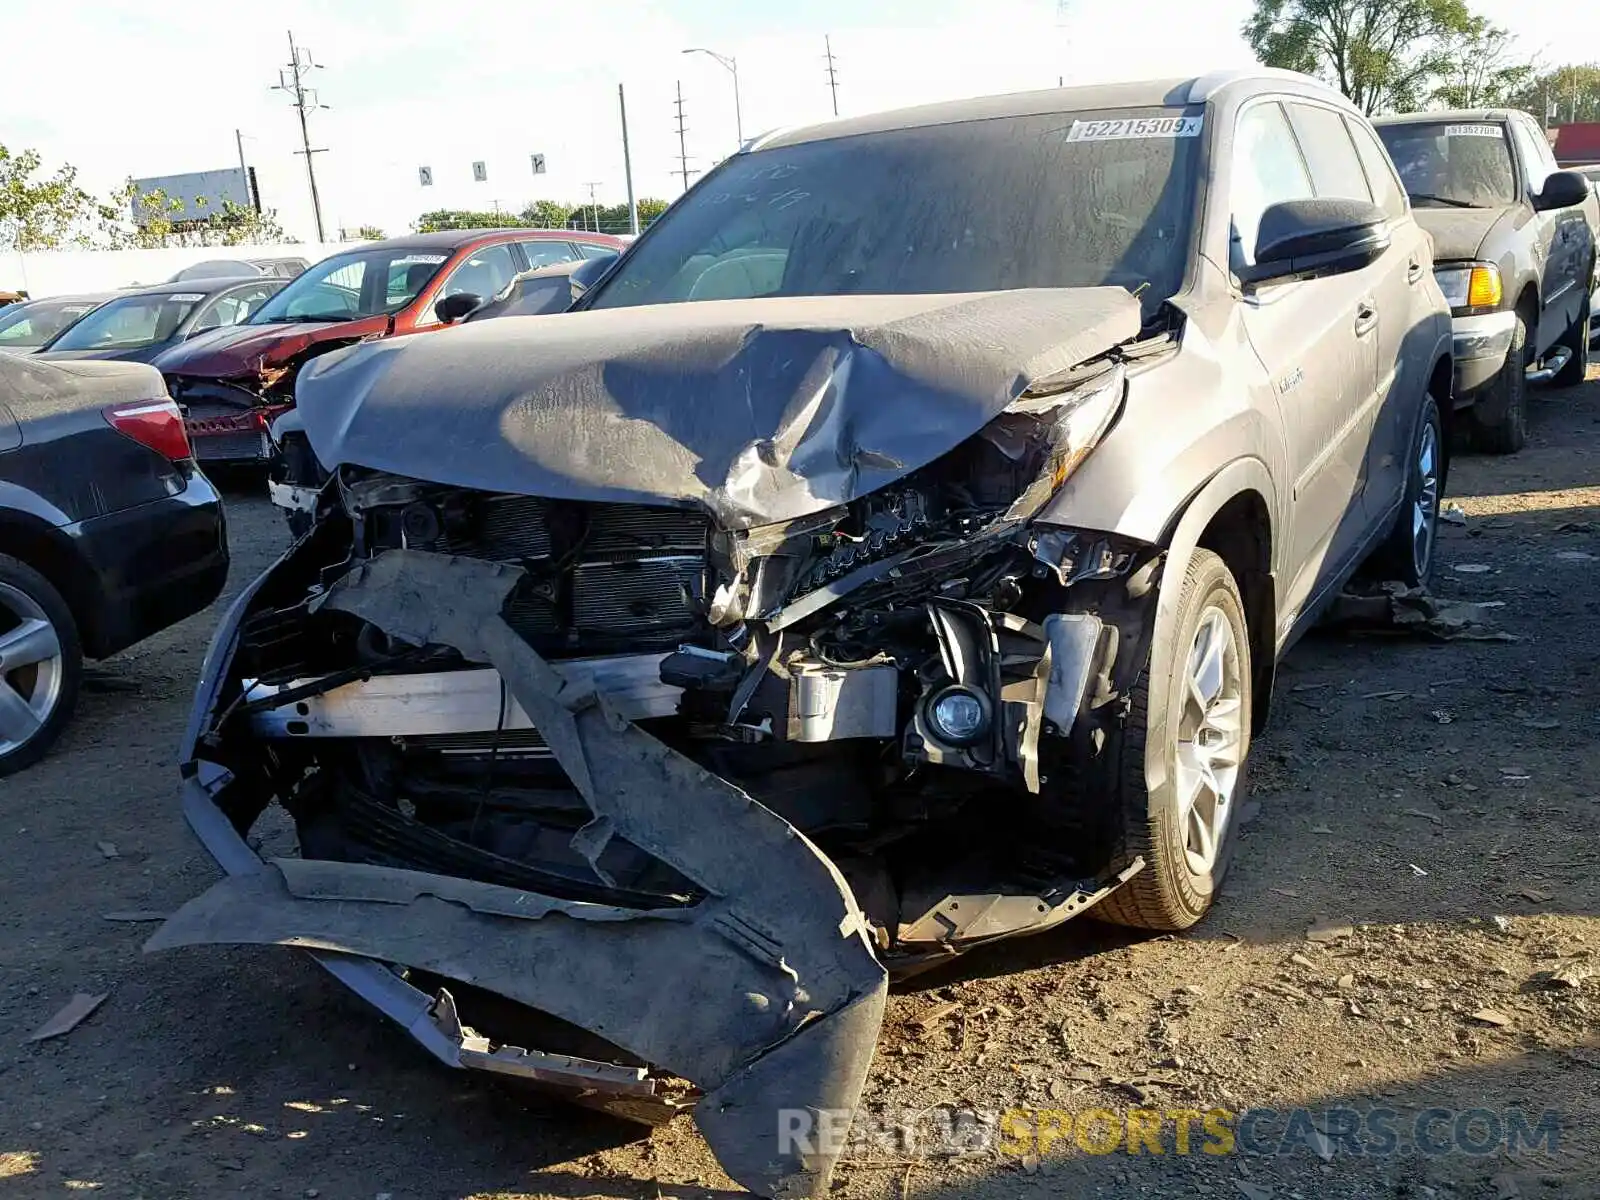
[155,291,1167,1197]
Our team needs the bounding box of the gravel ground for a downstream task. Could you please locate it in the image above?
[2,374,1597,1200]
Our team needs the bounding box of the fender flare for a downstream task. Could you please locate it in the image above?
[1148,456,1279,752]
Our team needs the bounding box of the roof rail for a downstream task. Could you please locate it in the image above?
[1185,67,1325,103]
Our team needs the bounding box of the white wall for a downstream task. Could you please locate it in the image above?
[0,242,356,299]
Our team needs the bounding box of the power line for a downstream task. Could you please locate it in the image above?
[824,35,840,116]
[272,30,329,243]
[583,181,603,233]
[673,80,699,193]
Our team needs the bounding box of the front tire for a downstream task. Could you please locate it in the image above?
[0,554,83,778]
[1469,311,1529,454]
[1097,548,1252,931]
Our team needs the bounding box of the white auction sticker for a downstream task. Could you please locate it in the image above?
[1066,115,1204,142]
[1444,123,1503,138]
[167,293,206,302]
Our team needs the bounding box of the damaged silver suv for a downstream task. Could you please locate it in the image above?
[154,71,1450,1198]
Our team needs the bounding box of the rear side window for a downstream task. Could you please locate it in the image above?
[1286,103,1371,203]
[1231,101,1314,266]
[520,239,581,269]
[1345,117,1408,219]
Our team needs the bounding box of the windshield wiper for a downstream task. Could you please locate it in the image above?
[1408,193,1480,209]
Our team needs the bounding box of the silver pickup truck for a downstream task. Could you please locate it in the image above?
[1375,109,1598,452]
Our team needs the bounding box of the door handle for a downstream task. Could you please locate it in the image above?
[1407,259,1424,285]
[1355,300,1377,337]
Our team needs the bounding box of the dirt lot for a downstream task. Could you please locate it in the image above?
[3,373,1598,1200]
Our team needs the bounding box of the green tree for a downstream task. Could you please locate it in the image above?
[1511,64,1600,124]
[355,224,386,240]
[415,209,531,233]
[1243,0,1479,113]
[519,199,574,228]
[0,144,97,251]
[1432,20,1535,108]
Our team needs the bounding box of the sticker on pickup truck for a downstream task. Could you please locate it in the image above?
[1443,123,1503,138]
[1066,115,1204,142]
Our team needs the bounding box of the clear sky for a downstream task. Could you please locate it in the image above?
[5,0,1592,242]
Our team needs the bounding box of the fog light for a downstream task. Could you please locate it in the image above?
[927,686,990,746]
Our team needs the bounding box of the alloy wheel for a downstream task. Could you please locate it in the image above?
[1174,606,1244,878]
[1412,419,1440,579]
[0,582,65,758]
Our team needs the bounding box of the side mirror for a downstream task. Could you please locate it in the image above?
[1239,198,1390,287]
[568,252,619,300]
[434,292,482,324]
[1532,170,1591,212]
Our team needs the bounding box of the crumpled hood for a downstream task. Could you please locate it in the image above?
[1413,206,1513,263]
[295,289,1142,529]
[153,318,370,379]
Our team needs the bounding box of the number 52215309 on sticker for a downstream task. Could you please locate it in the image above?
[1066,115,1204,142]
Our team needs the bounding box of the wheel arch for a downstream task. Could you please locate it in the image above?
[1156,458,1278,736]
[0,510,103,657]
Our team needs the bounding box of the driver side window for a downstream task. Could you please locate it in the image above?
[1231,101,1314,268]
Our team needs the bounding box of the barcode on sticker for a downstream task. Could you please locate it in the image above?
[1444,123,1502,138]
[1066,115,1203,142]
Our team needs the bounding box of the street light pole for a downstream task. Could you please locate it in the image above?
[682,47,742,147]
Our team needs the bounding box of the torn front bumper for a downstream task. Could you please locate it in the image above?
[155,549,889,1200]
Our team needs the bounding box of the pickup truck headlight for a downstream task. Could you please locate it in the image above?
[1435,263,1502,312]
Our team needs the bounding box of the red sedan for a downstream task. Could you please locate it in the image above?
[156,228,625,463]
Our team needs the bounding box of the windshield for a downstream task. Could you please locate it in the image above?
[47,293,205,351]
[250,249,449,323]
[0,300,102,348]
[587,107,1202,315]
[1375,121,1516,207]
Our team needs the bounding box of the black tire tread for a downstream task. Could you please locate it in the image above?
[1097,548,1250,932]
[1469,312,1528,455]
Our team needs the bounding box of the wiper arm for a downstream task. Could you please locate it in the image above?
[1408,193,1479,209]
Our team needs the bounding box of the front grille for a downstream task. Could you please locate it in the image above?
[194,430,269,462]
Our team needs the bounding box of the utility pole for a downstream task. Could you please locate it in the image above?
[583,182,603,233]
[674,81,698,193]
[619,84,639,236]
[824,36,840,116]
[273,30,329,243]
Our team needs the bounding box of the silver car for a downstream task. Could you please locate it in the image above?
[154,70,1450,1199]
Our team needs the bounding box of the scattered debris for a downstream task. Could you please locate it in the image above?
[1403,808,1444,826]
[1545,963,1592,989]
[1469,1008,1512,1028]
[1289,953,1316,969]
[1361,689,1409,701]
[1019,1152,1040,1175]
[1554,520,1594,534]
[1336,974,1355,990]
[1274,888,1302,899]
[28,993,108,1042]
[910,1001,962,1032]
[1429,710,1454,724]
[1323,582,1515,641]
[1309,823,1334,835]
[1291,681,1331,693]
[1306,921,1355,944]
[1520,888,1554,904]
[1440,502,1467,526]
[1408,863,1429,877]
[1451,563,1492,574]
[1554,550,1597,563]
[101,911,167,923]
[95,842,119,860]
[1491,916,1513,934]
[1520,717,1561,730]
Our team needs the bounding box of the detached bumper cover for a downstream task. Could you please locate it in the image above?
[1451,310,1517,399]
[154,549,889,1200]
